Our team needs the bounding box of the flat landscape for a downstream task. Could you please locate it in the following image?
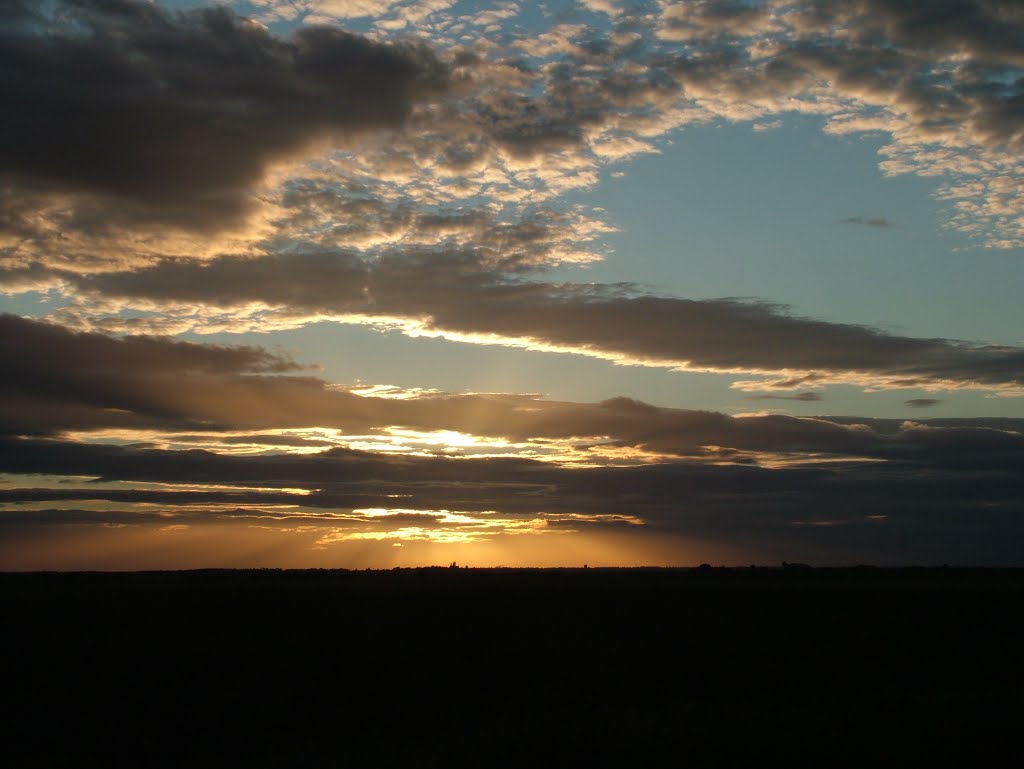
[5,567,1022,765]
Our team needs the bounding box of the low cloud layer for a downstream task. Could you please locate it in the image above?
[2,428,1022,566]
[1,314,1022,566]
[3,316,1022,470]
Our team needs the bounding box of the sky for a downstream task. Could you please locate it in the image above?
[1,0,1022,569]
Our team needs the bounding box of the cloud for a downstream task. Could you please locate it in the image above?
[0,313,295,373]
[658,0,779,42]
[4,0,1021,290]
[578,0,622,18]
[56,251,1024,393]
[0,0,446,232]
[658,0,1024,247]
[269,185,612,265]
[3,427,1023,565]
[840,217,897,228]
[745,392,823,402]
[4,0,1018,282]
[906,398,942,408]
[1,314,1021,564]
[0,313,312,435]
[344,0,1024,246]
[3,316,1024,477]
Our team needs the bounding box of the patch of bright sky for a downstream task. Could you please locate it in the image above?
[0,288,63,318]
[566,116,1024,347]
[191,321,1024,421]
[191,110,1023,419]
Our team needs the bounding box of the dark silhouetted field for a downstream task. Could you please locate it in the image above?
[4,567,1022,766]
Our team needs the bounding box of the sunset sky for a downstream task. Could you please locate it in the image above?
[1,0,1022,569]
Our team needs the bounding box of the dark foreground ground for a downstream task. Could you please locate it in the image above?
[4,566,1023,766]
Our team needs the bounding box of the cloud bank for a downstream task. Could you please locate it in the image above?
[46,254,1024,393]
[1,315,1022,566]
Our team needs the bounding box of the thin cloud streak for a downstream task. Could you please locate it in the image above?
[745,392,823,402]
[840,217,897,228]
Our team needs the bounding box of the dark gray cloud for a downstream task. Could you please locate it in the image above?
[3,316,1024,478]
[2,432,1023,565]
[65,251,1024,392]
[906,398,942,408]
[816,0,1024,69]
[0,487,301,507]
[663,0,1024,149]
[1,311,1020,564]
[0,313,313,434]
[0,0,446,230]
[0,431,1004,507]
[0,314,296,377]
[840,217,896,228]
[745,392,823,402]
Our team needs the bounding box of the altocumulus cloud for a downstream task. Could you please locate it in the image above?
[3,0,1021,280]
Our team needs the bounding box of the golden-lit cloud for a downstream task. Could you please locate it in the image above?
[3,316,1023,466]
